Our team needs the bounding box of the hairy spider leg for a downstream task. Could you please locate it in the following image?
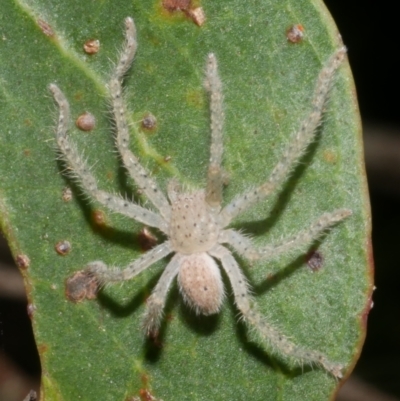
[205,53,225,210]
[220,47,347,227]
[142,253,182,334]
[86,241,173,284]
[49,83,166,231]
[219,209,351,263]
[210,244,343,378]
[111,17,171,221]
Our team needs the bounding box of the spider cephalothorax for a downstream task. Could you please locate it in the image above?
[50,17,350,378]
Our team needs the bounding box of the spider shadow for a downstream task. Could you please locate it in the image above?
[252,239,323,294]
[144,287,223,363]
[231,228,334,378]
[178,300,222,334]
[95,279,149,319]
[229,241,327,378]
[92,267,216,365]
[94,268,175,361]
[142,287,178,363]
[232,307,313,378]
[233,127,321,237]
[56,158,158,253]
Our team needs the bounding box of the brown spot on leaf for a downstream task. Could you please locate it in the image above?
[162,0,206,26]
[163,0,190,11]
[62,187,73,202]
[92,209,107,227]
[139,388,161,401]
[38,19,54,37]
[127,387,163,401]
[37,343,48,354]
[323,149,337,164]
[65,270,99,302]
[306,250,324,272]
[55,240,71,256]
[76,112,96,131]
[16,254,30,269]
[141,113,157,132]
[286,24,304,43]
[83,39,100,55]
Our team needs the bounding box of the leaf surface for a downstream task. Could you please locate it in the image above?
[0,0,372,400]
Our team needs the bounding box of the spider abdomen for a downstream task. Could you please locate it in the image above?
[169,191,219,254]
[178,253,224,315]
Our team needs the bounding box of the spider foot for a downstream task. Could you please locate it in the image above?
[142,295,165,336]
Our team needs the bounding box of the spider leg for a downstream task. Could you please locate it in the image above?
[205,53,224,210]
[142,253,182,335]
[220,208,351,262]
[49,83,168,232]
[85,241,173,284]
[209,244,344,378]
[111,17,171,220]
[220,47,347,227]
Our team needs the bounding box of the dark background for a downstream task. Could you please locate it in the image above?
[1,1,400,400]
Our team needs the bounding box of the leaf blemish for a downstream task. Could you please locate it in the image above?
[162,0,190,12]
[37,18,54,37]
[141,113,157,132]
[76,112,96,131]
[323,149,338,164]
[16,254,31,269]
[286,24,305,43]
[306,250,324,272]
[83,39,100,55]
[65,270,99,303]
[62,187,73,202]
[161,0,206,26]
[91,209,107,228]
[55,240,71,255]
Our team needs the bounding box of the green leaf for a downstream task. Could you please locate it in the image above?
[0,0,372,400]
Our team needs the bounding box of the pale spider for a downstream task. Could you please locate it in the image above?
[49,17,351,378]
